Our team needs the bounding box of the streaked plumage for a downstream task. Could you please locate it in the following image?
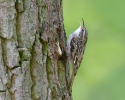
[67,19,88,91]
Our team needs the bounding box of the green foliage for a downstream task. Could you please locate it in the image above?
[63,0,125,100]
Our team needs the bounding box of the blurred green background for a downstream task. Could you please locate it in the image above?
[63,0,125,100]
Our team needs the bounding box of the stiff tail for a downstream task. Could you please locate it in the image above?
[68,65,77,92]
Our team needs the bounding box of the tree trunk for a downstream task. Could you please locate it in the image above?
[0,0,71,100]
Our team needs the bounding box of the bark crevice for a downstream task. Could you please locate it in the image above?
[0,0,72,99]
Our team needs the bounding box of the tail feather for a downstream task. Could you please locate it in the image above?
[68,65,77,92]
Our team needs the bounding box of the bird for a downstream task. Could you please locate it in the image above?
[67,18,88,91]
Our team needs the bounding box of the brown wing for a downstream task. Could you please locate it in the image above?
[70,37,78,69]
[68,36,87,91]
[70,36,86,71]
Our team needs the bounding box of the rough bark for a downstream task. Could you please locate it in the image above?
[0,0,71,100]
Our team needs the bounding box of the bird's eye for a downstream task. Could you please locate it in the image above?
[82,29,84,31]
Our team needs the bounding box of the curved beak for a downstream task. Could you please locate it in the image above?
[82,18,84,26]
[81,18,84,29]
[78,18,84,29]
